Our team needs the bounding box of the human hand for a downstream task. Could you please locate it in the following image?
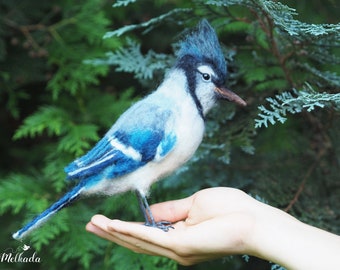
[86,187,260,265]
[86,187,340,269]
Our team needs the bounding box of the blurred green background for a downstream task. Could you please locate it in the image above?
[0,0,339,269]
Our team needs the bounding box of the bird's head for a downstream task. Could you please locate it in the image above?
[175,19,246,116]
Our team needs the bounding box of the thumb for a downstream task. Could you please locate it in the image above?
[150,195,194,223]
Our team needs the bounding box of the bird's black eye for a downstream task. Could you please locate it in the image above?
[201,73,211,82]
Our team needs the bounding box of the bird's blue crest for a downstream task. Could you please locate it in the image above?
[177,19,227,79]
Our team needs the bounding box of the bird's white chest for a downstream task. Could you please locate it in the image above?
[169,100,205,164]
[132,103,204,195]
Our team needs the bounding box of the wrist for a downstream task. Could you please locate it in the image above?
[244,201,340,270]
[245,201,299,268]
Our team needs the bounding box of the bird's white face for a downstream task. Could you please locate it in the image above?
[195,64,220,115]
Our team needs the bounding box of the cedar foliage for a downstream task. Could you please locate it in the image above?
[0,0,339,269]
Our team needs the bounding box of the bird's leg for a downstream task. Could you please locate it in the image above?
[135,190,173,232]
[135,190,153,224]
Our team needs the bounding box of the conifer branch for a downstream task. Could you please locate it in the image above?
[284,115,330,212]
[255,89,340,128]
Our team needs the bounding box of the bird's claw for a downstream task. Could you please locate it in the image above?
[144,221,174,232]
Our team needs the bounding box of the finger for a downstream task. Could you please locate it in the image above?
[107,219,187,249]
[88,214,114,227]
[106,220,194,263]
[149,195,194,223]
[86,215,157,255]
[86,215,121,242]
[110,228,174,257]
[86,221,104,236]
[87,215,184,260]
[87,214,170,247]
[106,219,225,266]
[87,215,213,265]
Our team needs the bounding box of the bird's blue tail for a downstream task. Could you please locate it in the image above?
[12,182,85,240]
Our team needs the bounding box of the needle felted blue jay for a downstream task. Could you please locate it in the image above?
[13,19,246,240]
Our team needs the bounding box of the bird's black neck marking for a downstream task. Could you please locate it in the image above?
[186,70,204,120]
[176,56,205,120]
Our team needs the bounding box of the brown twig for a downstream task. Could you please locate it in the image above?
[249,8,295,87]
[284,112,330,212]
[284,158,318,212]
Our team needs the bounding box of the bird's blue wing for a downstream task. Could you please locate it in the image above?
[64,103,177,181]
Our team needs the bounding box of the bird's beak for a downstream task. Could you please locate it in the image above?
[215,86,247,106]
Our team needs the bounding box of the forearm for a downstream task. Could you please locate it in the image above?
[248,203,340,270]
[86,188,340,268]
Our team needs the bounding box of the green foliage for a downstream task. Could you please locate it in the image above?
[58,124,99,156]
[0,0,339,270]
[87,38,175,81]
[109,245,177,270]
[103,8,191,38]
[271,263,286,270]
[13,106,70,139]
[0,174,37,215]
[255,88,340,128]
[45,0,117,99]
[113,0,137,8]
